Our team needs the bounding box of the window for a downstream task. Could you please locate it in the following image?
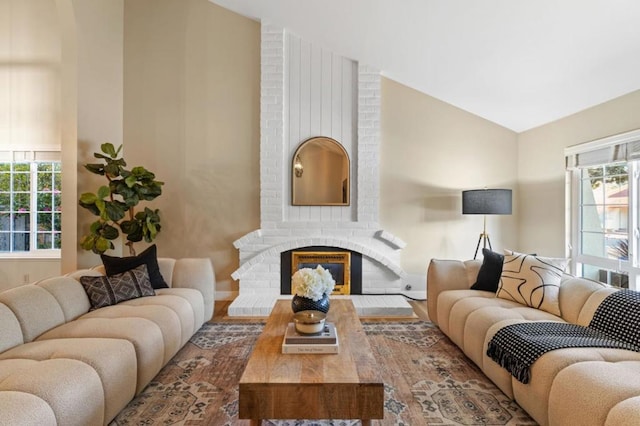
[0,151,61,256]
[566,130,640,290]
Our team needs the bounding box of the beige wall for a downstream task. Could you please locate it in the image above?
[72,0,124,269]
[517,89,640,258]
[0,0,61,149]
[0,0,64,286]
[0,259,60,291]
[380,79,519,275]
[123,0,260,297]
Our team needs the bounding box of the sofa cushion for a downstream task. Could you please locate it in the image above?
[81,304,182,363]
[171,258,216,322]
[156,287,205,332]
[37,276,91,322]
[471,248,504,292]
[0,303,23,353]
[0,391,57,426]
[435,289,494,336]
[36,317,165,394]
[548,360,640,426]
[80,264,155,310]
[605,396,640,426]
[577,287,619,326]
[0,286,65,342]
[101,244,169,289]
[496,251,568,316]
[0,338,137,423]
[0,358,104,426]
[446,296,526,349]
[558,277,610,324]
[119,293,198,346]
[427,259,482,327]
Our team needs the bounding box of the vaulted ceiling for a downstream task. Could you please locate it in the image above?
[210,0,640,132]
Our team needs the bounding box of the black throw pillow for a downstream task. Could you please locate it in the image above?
[471,248,504,292]
[101,244,169,289]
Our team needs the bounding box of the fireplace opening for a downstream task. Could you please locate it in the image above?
[281,246,362,295]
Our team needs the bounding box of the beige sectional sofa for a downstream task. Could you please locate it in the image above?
[0,257,214,426]
[427,258,640,426]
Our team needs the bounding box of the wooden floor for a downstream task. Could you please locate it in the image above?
[212,299,430,322]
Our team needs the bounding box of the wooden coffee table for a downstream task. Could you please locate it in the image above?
[239,299,384,425]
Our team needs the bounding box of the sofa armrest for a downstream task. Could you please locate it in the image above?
[426,259,481,326]
[170,258,215,322]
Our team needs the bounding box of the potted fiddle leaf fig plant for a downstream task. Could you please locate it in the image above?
[79,142,163,256]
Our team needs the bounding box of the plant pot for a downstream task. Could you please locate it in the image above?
[291,293,330,314]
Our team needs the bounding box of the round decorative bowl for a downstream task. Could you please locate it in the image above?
[291,293,330,314]
[293,310,326,335]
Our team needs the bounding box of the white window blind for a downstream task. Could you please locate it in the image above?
[566,129,640,168]
[0,150,61,162]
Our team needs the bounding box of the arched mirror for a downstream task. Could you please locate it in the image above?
[292,137,350,206]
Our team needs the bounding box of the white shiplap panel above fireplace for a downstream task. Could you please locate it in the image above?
[285,32,357,223]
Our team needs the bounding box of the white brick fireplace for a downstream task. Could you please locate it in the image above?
[228,24,412,316]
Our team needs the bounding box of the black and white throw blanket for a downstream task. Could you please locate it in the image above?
[486,289,640,384]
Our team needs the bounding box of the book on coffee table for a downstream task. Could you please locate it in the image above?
[282,322,339,354]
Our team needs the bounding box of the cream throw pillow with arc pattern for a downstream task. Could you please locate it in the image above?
[496,251,569,316]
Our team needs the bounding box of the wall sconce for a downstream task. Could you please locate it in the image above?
[294,155,303,178]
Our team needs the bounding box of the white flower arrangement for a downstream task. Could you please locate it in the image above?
[292,265,336,301]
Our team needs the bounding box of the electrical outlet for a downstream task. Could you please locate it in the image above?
[23,274,29,284]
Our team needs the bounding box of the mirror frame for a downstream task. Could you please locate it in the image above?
[291,136,350,206]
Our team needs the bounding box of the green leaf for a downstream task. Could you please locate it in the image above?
[95,199,109,221]
[104,201,126,222]
[80,235,95,251]
[104,163,121,177]
[131,166,154,179]
[95,237,110,253]
[102,224,119,240]
[124,193,140,208]
[95,199,105,213]
[109,180,125,194]
[97,186,110,199]
[124,175,137,188]
[101,143,117,158]
[79,201,101,216]
[93,153,111,160]
[146,207,160,222]
[89,220,103,233]
[120,220,137,234]
[147,221,157,239]
[84,164,105,175]
[79,192,97,204]
[126,226,143,242]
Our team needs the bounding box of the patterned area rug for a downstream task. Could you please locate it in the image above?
[110,321,537,425]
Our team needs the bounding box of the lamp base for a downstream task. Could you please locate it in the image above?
[473,233,492,260]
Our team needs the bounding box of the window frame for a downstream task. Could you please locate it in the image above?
[566,129,640,290]
[0,150,61,259]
